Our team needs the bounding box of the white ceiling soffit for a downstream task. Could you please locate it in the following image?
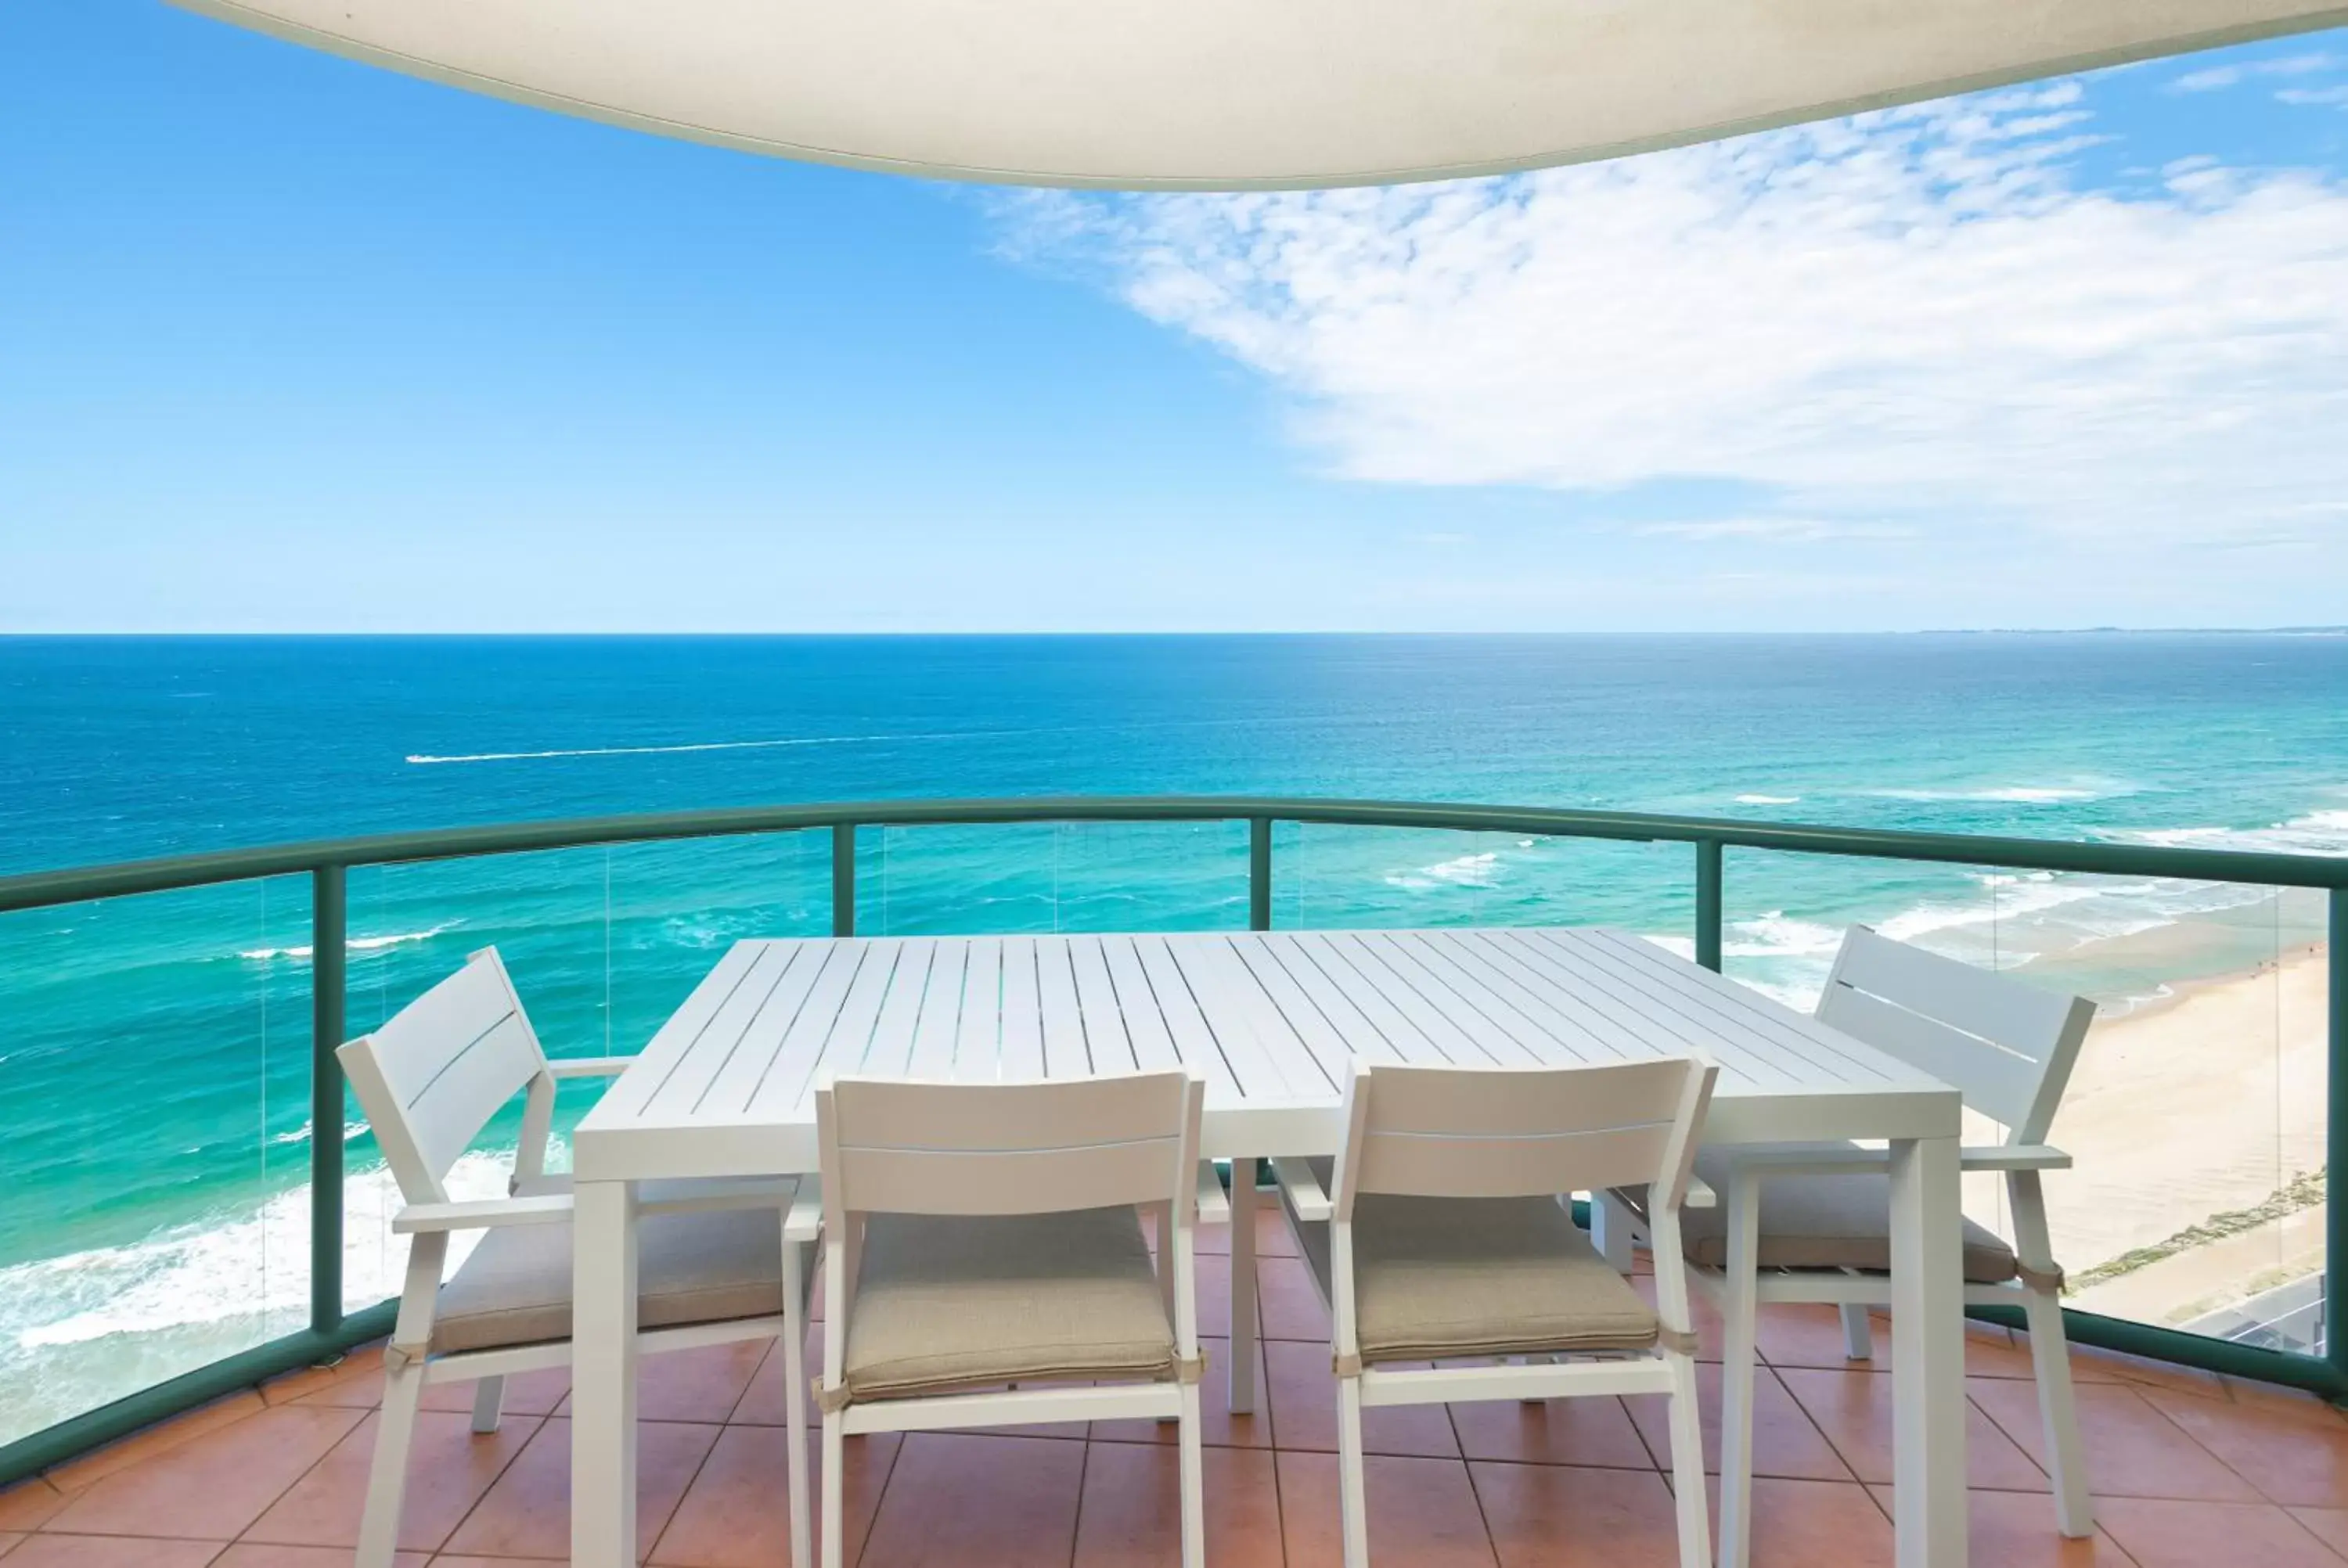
[174,0,2348,191]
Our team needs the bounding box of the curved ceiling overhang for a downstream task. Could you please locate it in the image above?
[171,0,2348,190]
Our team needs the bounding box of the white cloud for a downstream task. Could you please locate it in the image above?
[1008,85,2348,559]
[2278,84,2348,107]
[2172,65,2247,91]
[2170,52,2342,92]
[1632,518,1914,544]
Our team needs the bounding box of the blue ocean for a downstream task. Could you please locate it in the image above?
[2,632,2344,1440]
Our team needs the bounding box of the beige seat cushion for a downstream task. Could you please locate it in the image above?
[1678,1146,2019,1284]
[1295,1162,1658,1363]
[431,1193,786,1355]
[841,1207,1175,1402]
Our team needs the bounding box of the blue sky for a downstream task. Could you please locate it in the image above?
[3,3,2346,632]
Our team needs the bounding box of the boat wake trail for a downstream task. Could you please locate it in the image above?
[402,732,991,761]
[405,713,1375,766]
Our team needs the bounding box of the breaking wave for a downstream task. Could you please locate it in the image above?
[239,925,456,962]
[0,1145,552,1444]
[1382,851,1500,892]
[1865,785,2109,804]
[2112,807,2348,858]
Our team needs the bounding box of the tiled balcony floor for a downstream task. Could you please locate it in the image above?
[5,1210,2348,1566]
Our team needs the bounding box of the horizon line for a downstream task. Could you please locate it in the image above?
[2,626,2346,639]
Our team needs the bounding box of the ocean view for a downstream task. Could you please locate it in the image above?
[17,2,2348,1555]
[2,630,2344,1441]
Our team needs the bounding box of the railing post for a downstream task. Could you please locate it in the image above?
[1249,818,1273,931]
[311,863,346,1337]
[1694,839,1723,972]
[832,824,857,937]
[2328,887,2346,1383]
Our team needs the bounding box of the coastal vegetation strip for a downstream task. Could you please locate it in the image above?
[2070,1166,2325,1293]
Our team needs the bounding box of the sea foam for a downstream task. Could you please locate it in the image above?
[1865,785,2109,804]
[0,1146,538,1444]
[2116,807,2348,858]
[1383,851,1500,892]
[239,924,456,962]
[5,1149,519,1350]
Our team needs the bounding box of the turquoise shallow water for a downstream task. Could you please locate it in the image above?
[2,631,2343,1440]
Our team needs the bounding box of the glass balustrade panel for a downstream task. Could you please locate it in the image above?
[340,833,830,1311]
[865,820,1251,935]
[1722,848,2323,1358]
[0,876,312,1447]
[1277,822,1693,937]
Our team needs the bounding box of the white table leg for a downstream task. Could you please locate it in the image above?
[1716,1173,1763,1568]
[1591,1190,1638,1275]
[572,1178,641,1568]
[1889,1135,1967,1568]
[1228,1157,1259,1415]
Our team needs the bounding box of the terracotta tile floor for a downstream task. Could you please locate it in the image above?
[3,1210,2343,1566]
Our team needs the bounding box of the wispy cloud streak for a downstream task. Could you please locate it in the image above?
[1009,83,2348,551]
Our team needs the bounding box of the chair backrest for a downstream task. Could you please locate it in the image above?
[1816,925,2095,1145]
[336,947,549,1203]
[1327,1057,1716,1221]
[816,1070,1205,1221]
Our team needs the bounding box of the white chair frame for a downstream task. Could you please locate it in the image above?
[337,947,818,1568]
[813,1069,1224,1568]
[1657,926,2099,1567]
[1273,1056,1720,1568]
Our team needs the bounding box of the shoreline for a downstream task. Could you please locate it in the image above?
[2076,937,2327,1031]
[2008,879,2331,1017]
[2016,940,2330,1319]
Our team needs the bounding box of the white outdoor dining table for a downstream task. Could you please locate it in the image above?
[569,926,1968,1567]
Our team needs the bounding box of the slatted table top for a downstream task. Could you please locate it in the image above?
[573,926,1957,1179]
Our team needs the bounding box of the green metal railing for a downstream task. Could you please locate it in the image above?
[1,793,2343,1481]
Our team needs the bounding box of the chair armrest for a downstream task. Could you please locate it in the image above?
[393,1193,574,1233]
[1270,1157,1331,1224]
[784,1176,824,1245]
[547,1056,639,1080]
[1959,1144,2073,1172]
[1194,1162,1232,1225]
[1683,1174,1716,1210]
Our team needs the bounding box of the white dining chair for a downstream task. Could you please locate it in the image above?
[1269,1056,1720,1568]
[812,1068,1223,1568]
[1681,925,2098,1567]
[337,947,819,1568]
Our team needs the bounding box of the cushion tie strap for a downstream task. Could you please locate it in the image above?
[1331,1350,1364,1379]
[2015,1262,2066,1294]
[1173,1350,1208,1385]
[382,1340,428,1376]
[1656,1326,1702,1358]
[816,1381,855,1415]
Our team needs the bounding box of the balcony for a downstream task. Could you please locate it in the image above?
[0,796,2342,1566]
[2,1215,2345,1567]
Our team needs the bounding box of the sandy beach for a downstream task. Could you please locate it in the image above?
[1980,937,2332,1328]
